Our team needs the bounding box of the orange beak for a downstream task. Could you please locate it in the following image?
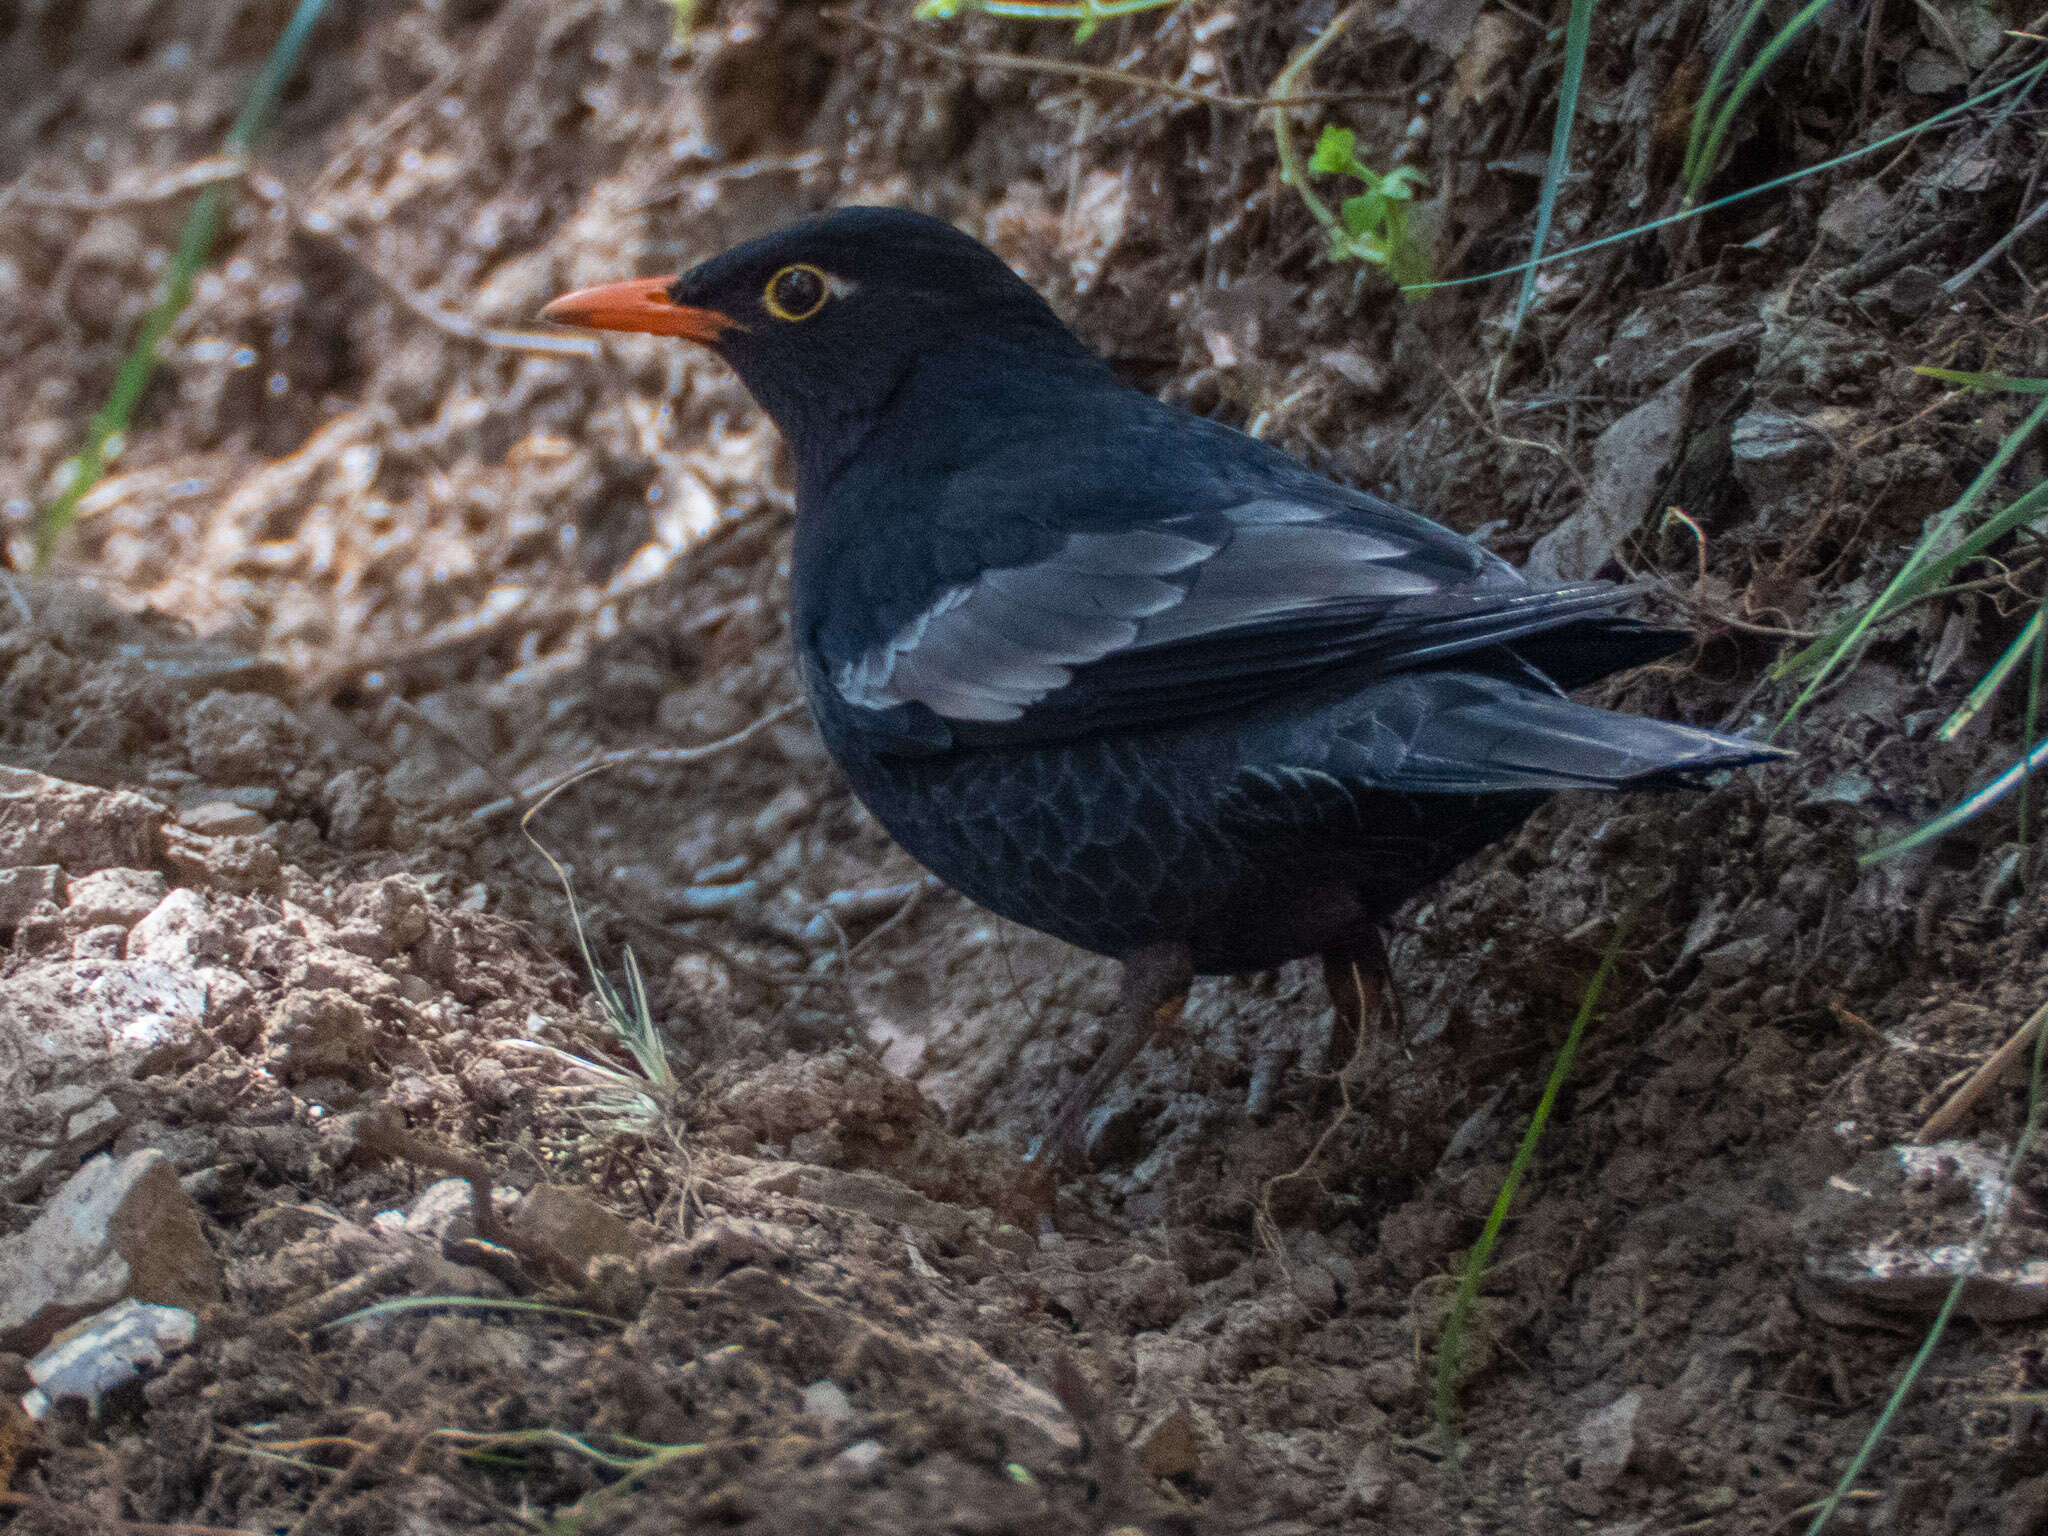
[539,277,735,342]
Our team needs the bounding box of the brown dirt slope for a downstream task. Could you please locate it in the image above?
[3,2,2048,1532]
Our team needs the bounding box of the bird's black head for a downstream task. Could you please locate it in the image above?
[542,208,1106,473]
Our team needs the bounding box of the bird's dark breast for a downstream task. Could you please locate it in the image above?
[815,689,1542,975]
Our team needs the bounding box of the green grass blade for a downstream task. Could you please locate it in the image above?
[1776,394,2048,723]
[1434,907,1637,1443]
[1402,59,2047,294]
[1804,1022,2048,1531]
[1681,1,1771,192]
[224,0,331,154]
[32,0,331,567]
[1508,0,1596,339]
[1913,366,2048,394]
[1776,468,2048,704]
[1687,0,1838,203]
[1860,732,2048,863]
[1910,477,2048,601]
[2023,604,2045,858]
[1937,609,2043,741]
[35,182,229,564]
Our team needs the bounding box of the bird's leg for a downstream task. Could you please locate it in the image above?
[1320,924,1397,1075]
[1027,941,1193,1166]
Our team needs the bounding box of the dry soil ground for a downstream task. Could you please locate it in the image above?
[4,1,2048,1532]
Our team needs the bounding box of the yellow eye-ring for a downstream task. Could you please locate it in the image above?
[764,264,830,322]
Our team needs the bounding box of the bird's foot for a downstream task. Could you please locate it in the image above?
[1024,942,1191,1169]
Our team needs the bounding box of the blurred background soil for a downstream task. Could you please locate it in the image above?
[3,1,2048,1531]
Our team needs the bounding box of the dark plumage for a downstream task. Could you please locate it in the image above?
[544,207,1784,1159]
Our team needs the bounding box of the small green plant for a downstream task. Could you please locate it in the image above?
[519,812,676,1135]
[1681,0,1839,204]
[913,0,1182,44]
[1305,127,1432,288]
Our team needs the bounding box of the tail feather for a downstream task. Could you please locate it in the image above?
[1507,615,1688,691]
[1326,671,1787,795]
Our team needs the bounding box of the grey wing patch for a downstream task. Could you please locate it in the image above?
[1134,519,1451,646]
[833,527,1219,722]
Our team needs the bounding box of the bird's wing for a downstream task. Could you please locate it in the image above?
[821,484,1638,752]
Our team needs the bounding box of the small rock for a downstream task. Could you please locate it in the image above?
[331,875,432,958]
[832,1438,886,1480]
[644,1217,796,1285]
[320,766,390,849]
[1817,179,1892,252]
[401,1179,491,1242]
[70,924,126,959]
[182,690,309,783]
[1804,1141,2048,1321]
[160,826,281,892]
[125,889,215,962]
[1903,47,1968,94]
[1730,410,1830,507]
[804,1379,854,1428]
[63,868,167,928]
[1136,1406,1202,1480]
[383,753,490,811]
[0,865,64,926]
[1132,1333,1208,1403]
[0,766,165,871]
[0,1150,224,1356]
[1871,265,1942,321]
[1698,936,1769,983]
[459,1057,516,1111]
[1342,1439,1393,1515]
[795,1168,974,1247]
[22,1298,196,1419]
[1685,1485,1738,1517]
[177,800,267,837]
[0,958,209,1100]
[1575,1389,1641,1493]
[266,989,375,1084]
[509,1185,644,1270]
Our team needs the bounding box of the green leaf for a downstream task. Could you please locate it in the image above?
[1340,190,1389,237]
[1309,125,1359,177]
[1383,165,1426,199]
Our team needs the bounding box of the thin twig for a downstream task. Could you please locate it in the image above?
[627,150,827,211]
[1268,3,1365,238]
[1944,193,2048,294]
[475,701,799,821]
[9,156,245,211]
[1916,998,2048,1143]
[233,173,601,357]
[346,1105,587,1291]
[830,8,1398,112]
[0,1499,266,1536]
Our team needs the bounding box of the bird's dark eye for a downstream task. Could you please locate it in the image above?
[763,264,830,322]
